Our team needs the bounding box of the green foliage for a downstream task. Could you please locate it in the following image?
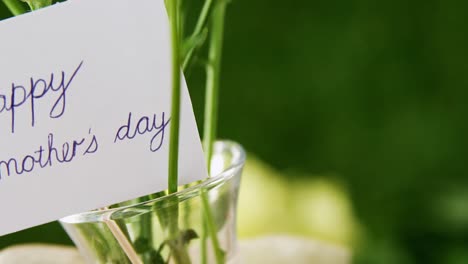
[1,0,27,15]
[20,0,52,10]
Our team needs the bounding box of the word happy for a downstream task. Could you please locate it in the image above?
[0,61,84,133]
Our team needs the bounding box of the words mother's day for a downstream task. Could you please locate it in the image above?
[0,61,170,180]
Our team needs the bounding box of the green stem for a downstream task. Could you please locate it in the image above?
[168,0,181,197]
[200,2,227,264]
[200,221,208,264]
[203,0,226,171]
[2,0,28,16]
[182,0,214,70]
[137,197,153,253]
[168,1,193,264]
[201,189,225,263]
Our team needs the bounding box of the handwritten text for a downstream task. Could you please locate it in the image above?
[114,112,170,152]
[0,61,84,133]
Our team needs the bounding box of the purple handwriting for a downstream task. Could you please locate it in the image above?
[114,112,170,152]
[0,63,172,181]
[0,61,84,133]
[0,129,98,179]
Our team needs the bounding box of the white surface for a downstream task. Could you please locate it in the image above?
[0,0,207,236]
[0,244,84,264]
[0,236,351,264]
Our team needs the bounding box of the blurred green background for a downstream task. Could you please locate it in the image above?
[1,0,467,263]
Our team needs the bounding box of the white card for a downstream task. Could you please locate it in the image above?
[0,0,207,236]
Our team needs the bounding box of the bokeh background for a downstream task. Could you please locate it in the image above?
[1,0,467,263]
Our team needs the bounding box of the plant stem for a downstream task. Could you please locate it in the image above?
[182,0,214,70]
[201,189,224,263]
[138,197,153,254]
[200,221,208,264]
[168,1,193,264]
[168,0,181,196]
[2,0,27,16]
[203,0,226,171]
[200,1,228,264]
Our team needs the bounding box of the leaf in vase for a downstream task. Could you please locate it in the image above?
[134,237,152,254]
[148,250,165,264]
[180,229,199,245]
[217,248,226,263]
[212,188,232,230]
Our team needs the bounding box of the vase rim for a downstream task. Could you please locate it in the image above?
[60,140,245,224]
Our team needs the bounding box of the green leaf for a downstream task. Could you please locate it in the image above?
[2,0,28,16]
[180,228,199,245]
[148,250,165,264]
[133,237,152,254]
[217,248,226,263]
[212,188,231,230]
[20,0,53,10]
[182,27,208,62]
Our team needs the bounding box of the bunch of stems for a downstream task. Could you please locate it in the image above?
[2,0,229,263]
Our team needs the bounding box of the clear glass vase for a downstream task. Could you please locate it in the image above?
[60,141,245,264]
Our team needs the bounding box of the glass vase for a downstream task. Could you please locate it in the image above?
[60,141,245,264]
